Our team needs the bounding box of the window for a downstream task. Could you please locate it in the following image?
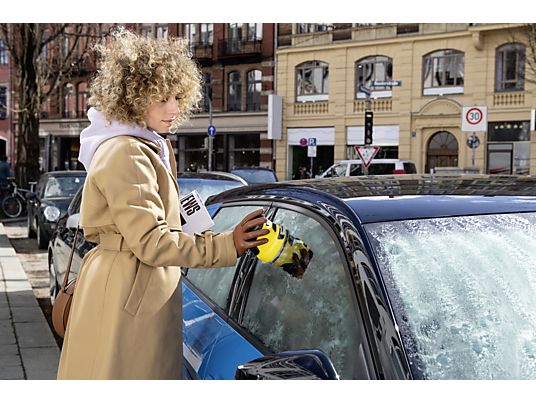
[296,61,329,102]
[297,24,314,34]
[200,23,213,45]
[185,205,262,309]
[423,50,464,95]
[63,83,74,118]
[316,24,331,32]
[227,71,242,112]
[201,72,212,113]
[140,25,154,38]
[184,24,196,49]
[240,207,362,379]
[0,40,8,64]
[495,43,525,92]
[156,25,168,39]
[246,70,262,111]
[247,23,262,41]
[76,82,88,118]
[355,55,393,99]
[0,86,6,120]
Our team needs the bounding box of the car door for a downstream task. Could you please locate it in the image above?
[228,203,373,379]
[182,203,269,379]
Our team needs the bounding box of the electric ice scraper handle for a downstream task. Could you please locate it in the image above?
[233,209,270,257]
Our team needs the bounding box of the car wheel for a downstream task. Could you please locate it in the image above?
[49,254,59,305]
[27,214,37,239]
[36,222,49,249]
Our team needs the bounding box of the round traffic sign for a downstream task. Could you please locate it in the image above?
[465,108,483,126]
[466,135,480,149]
[207,125,216,137]
[299,138,308,147]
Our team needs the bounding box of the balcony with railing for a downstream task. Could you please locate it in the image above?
[218,39,262,60]
[190,43,213,61]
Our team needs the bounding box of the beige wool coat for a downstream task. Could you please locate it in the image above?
[57,135,237,380]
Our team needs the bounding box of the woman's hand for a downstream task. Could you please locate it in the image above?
[233,209,270,257]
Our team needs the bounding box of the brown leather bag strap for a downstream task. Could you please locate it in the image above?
[61,225,80,291]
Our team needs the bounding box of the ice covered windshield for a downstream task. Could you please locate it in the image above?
[365,212,536,379]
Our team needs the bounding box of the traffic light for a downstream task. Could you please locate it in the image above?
[364,111,373,145]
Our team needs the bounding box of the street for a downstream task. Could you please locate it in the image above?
[2,217,62,348]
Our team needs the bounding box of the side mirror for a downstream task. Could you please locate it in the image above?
[235,350,339,380]
[66,213,80,230]
[25,191,37,201]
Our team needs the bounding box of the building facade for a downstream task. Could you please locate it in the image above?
[274,23,536,180]
[169,23,275,172]
[0,39,11,161]
[36,23,276,174]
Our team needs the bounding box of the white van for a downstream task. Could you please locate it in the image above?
[319,159,417,177]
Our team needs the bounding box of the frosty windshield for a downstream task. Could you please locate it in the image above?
[365,212,536,379]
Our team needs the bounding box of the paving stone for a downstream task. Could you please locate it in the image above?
[13,322,57,348]
[0,353,22,367]
[11,307,47,324]
[5,291,39,308]
[0,307,10,320]
[0,364,24,380]
[5,280,33,292]
[0,343,19,355]
[20,347,59,380]
[0,325,16,345]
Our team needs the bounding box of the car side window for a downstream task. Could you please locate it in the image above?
[349,163,363,176]
[185,205,262,310]
[240,207,361,379]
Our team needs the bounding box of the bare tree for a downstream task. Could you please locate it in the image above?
[0,23,109,185]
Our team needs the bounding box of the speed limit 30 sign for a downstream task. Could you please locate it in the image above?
[462,106,487,132]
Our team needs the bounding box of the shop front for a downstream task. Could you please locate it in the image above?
[176,132,261,172]
[486,121,530,175]
[287,127,334,179]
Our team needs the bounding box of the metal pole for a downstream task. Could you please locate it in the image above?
[363,92,371,176]
[309,156,313,179]
[208,93,213,172]
[471,132,476,167]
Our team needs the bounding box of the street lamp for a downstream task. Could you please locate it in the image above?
[206,86,213,172]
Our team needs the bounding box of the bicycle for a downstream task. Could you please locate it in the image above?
[1,178,30,218]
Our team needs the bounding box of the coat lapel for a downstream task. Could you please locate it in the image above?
[135,137,179,194]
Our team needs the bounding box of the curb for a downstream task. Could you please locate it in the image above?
[0,222,59,380]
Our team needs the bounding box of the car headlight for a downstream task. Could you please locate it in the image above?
[43,206,61,222]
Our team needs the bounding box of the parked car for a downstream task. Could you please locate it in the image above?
[319,159,417,177]
[229,167,278,184]
[48,172,247,302]
[48,174,536,380]
[177,171,247,203]
[186,174,536,380]
[26,171,86,249]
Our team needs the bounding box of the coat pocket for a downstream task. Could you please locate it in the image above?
[123,261,154,316]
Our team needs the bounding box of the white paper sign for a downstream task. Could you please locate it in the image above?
[179,190,214,235]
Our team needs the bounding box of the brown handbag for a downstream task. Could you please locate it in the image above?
[52,225,80,338]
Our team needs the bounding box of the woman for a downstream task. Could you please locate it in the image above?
[57,29,269,380]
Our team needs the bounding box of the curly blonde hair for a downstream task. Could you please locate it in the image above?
[89,28,202,133]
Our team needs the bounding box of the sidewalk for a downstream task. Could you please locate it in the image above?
[0,222,59,380]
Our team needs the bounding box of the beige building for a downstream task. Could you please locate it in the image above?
[274,23,536,180]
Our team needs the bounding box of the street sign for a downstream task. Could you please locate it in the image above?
[308,137,317,157]
[207,124,217,137]
[299,138,308,147]
[466,135,480,149]
[354,146,380,169]
[462,106,487,132]
[364,111,373,145]
[531,109,535,131]
[372,80,401,87]
[358,84,372,96]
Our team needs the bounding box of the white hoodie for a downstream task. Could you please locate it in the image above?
[78,107,171,172]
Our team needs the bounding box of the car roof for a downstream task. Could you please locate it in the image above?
[207,174,536,223]
[336,159,415,164]
[177,171,248,185]
[42,170,87,177]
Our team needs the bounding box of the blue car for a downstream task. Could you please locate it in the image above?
[182,174,536,380]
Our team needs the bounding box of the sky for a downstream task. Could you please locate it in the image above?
[2,0,533,23]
